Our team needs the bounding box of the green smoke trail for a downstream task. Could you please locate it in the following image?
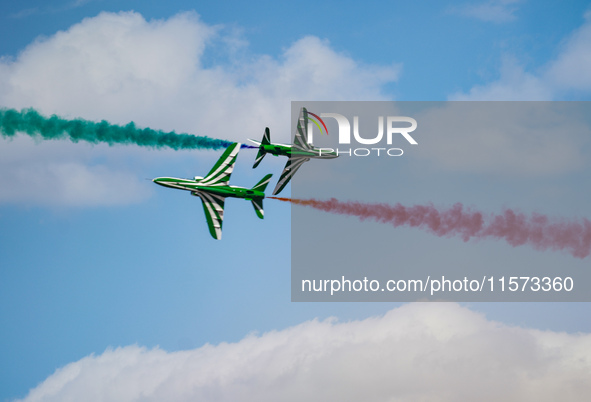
[0,108,237,150]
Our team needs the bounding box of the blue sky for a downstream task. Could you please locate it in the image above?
[1,1,591,401]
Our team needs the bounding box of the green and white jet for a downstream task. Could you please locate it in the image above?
[249,107,338,195]
[153,142,272,240]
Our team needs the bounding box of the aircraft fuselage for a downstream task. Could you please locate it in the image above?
[261,143,290,157]
[152,178,265,200]
[251,140,338,159]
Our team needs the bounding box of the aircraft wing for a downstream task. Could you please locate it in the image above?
[272,156,310,195]
[199,142,240,186]
[292,108,313,152]
[193,191,226,240]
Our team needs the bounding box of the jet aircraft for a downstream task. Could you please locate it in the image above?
[153,142,272,240]
[249,107,338,195]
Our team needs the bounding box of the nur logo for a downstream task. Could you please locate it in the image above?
[306,111,418,157]
[306,111,329,138]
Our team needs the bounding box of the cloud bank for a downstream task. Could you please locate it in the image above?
[435,13,591,175]
[414,102,589,176]
[18,303,591,402]
[451,12,591,100]
[0,11,399,138]
[0,11,399,206]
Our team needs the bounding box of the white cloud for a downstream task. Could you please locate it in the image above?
[0,135,151,206]
[439,13,591,175]
[413,102,588,176]
[0,11,400,207]
[546,12,591,92]
[18,303,591,402]
[451,0,522,23]
[450,57,552,101]
[4,161,149,206]
[451,12,591,101]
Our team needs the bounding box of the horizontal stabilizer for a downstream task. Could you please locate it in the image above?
[253,148,266,168]
[251,198,264,219]
[252,128,271,168]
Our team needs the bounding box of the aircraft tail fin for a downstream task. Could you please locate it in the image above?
[261,127,271,145]
[252,128,271,168]
[251,173,273,193]
[251,198,265,219]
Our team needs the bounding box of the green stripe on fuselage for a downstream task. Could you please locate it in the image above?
[262,143,290,157]
[153,177,265,199]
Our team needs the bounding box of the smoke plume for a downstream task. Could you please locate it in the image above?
[271,197,591,258]
[0,108,254,150]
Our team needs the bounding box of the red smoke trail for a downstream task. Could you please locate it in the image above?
[270,197,591,259]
